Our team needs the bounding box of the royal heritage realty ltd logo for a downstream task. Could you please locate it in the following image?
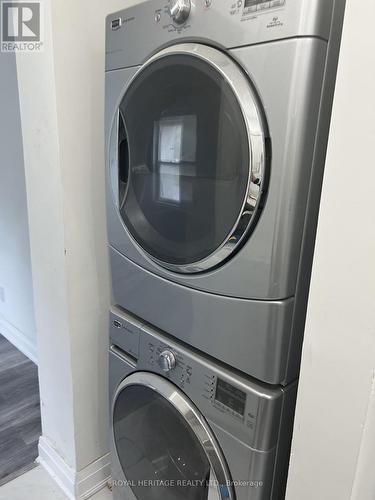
[1,1,43,52]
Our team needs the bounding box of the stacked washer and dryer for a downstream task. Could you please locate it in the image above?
[105,1,345,499]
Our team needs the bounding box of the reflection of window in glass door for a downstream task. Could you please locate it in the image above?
[153,115,197,204]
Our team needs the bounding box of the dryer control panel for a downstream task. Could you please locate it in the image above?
[106,0,334,71]
[109,307,296,452]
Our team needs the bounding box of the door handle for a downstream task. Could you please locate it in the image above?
[118,111,129,210]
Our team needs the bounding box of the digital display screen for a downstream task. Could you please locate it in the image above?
[215,378,247,416]
[244,0,269,6]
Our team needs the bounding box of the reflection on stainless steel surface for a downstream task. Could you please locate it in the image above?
[112,372,234,500]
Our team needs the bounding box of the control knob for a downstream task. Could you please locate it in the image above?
[158,350,176,372]
[169,0,191,24]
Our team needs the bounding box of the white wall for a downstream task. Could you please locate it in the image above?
[0,51,37,363]
[16,0,77,476]
[15,0,375,498]
[286,1,375,499]
[16,0,130,497]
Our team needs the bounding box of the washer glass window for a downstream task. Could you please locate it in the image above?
[113,384,211,500]
[117,50,263,271]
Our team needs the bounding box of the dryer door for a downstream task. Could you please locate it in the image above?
[112,372,234,500]
[110,43,267,274]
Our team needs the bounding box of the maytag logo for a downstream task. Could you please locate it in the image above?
[1,1,43,52]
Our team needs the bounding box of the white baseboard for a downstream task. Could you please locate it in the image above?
[76,453,112,500]
[38,436,76,499]
[0,315,38,364]
[38,436,111,499]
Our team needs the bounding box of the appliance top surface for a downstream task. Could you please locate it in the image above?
[106,0,334,70]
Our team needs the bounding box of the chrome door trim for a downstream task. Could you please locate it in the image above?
[109,43,267,274]
[112,371,235,500]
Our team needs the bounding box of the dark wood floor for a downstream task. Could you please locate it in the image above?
[0,334,41,486]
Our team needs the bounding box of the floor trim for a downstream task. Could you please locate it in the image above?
[0,315,38,364]
[38,436,111,499]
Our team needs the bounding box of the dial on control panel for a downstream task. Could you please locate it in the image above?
[169,0,191,24]
[158,350,177,372]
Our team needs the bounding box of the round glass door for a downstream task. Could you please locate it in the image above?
[112,373,233,500]
[114,43,266,273]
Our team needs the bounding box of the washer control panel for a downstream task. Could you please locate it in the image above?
[142,334,261,427]
[110,308,286,451]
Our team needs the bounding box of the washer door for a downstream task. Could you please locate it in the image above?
[110,43,266,274]
[112,372,234,500]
